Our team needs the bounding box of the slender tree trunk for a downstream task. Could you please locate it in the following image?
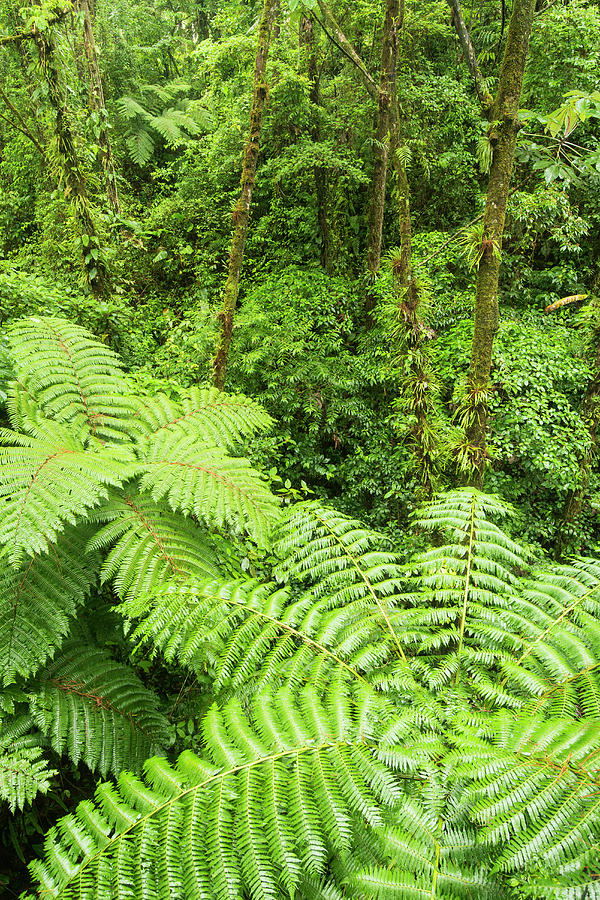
[212,0,276,390]
[366,0,399,276]
[33,28,108,298]
[80,0,120,215]
[299,14,333,273]
[460,0,536,486]
[316,0,378,99]
[389,92,438,497]
[446,0,493,113]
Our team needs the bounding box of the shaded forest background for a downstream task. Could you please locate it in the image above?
[2,0,600,892]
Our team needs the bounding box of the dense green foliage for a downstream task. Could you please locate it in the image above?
[1,0,600,894]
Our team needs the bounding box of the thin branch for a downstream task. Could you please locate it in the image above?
[0,85,45,154]
[446,0,493,115]
[315,0,378,101]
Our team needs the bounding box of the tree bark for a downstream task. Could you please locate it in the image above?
[33,28,109,298]
[461,0,537,486]
[446,0,493,114]
[366,0,399,276]
[389,91,438,496]
[212,0,277,390]
[299,14,333,273]
[80,0,120,215]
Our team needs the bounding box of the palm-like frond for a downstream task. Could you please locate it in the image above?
[134,386,273,449]
[0,745,54,812]
[0,419,136,562]
[350,796,501,899]
[119,577,376,695]
[139,429,279,546]
[464,712,600,885]
[0,715,55,811]
[88,490,221,598]
[275,502,407,662]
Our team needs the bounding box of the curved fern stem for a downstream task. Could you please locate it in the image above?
[454,493,476,684]
[309,508,408,663]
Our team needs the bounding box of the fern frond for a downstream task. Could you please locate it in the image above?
[0,744,55,811]
[126,127,155,166]
[349,795,500,898]
[6,318,138,442]
[88,490,220,599]
[28,690,401,899]
[28,634,170,778]
[134,386,273,449]
[389,489,531,702]
[0,527,98,684]
[119,577,378,695]
[151,109,199,143]
[460,712,600,876]
[275,502,407,661]
[0,419,136,562]
[139,430,280,547]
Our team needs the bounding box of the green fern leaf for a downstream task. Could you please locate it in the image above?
[139,431,280,547]
[0,527,98,684]
[0,419,136,562]
[28,691,400,899]
[89,490,220,599]
[0,745,55,812]
[27,634,170,778]
[126,127,155,166]
[134,386,273,449]
[7,317,139,442]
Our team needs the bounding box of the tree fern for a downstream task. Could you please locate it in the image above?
[0,316,279,820]
[133,386,273,449]
[0,418,136,562]
[139,427,278,546]
[89,490,221,598]
[6,345,599,898]
[0,715,55,812]
[116,80,214,167]
[6,317,139,442]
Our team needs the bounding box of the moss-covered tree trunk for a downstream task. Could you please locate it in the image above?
[366,0,399,276]
[80,0,120,215]
[212,0,277,390]
[33,28,108,299]
[389,91,438,496]
[299,13,333,273]
[461,0,536,486]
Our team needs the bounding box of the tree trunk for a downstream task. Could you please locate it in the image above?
[33,28,109,299]
[80,0,120,215]
[460,0,536,486]
[446,0,493,113]
[366,0,399,276]
[389,92,438,497]
[299,14,333,273]
[212,0,276,390]
[316,0,378,100]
